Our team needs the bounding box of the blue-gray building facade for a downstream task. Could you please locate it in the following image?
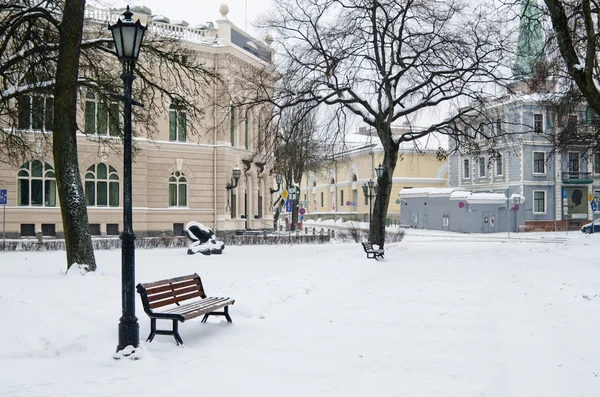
[447,95,600,231]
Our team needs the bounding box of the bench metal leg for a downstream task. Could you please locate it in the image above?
[201,305,233,323]
[145,318,185,345]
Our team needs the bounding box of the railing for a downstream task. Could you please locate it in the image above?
[562,171,592,180]
[84,5,210,43]
[84,5,120,23]
[148,21,207,42]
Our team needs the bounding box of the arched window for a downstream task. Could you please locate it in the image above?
[169,171,187,207]
[17,160,56,206]
[85,163,119,207]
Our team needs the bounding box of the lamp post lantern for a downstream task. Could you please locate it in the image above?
[109,5,147,354]
[375,163,384,249]
[362,179,375,224]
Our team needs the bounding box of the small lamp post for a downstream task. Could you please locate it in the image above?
[375,163,384,249]
[269,173,282,194]
[362,179,375,224]
[226,166,242,190]
[225,166,242,216]
[287,185,299,242]
[109,5,147,354]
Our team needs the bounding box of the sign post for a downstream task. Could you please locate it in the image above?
[0,189,6,251]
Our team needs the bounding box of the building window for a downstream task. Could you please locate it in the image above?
[106,224,120,236]
[258,184,263,218]
[495,118,502,136]
[173,223,184,236]
[496,154,503,176]
[168,171,187,207]
[477,123,484,140]
[41,224,56,236]
[245,109,250,150]
[89,224,101,236]
[533,191,546,214]
[20,224,35,237]
[595,153,600,174]
[17,160,57,206]
[231,190,237,218]
[18,95,54,131]
[534,113,543,133]
[230,103,236,146]
[85,93,119,136]
[568,152,579,173]
[463,159,470,179]
[479,157,486,177]
[321,192,324,207]
[169,102,186,142]
[85,163,120,207]
[340,189,344,207]
[533,152,545,174]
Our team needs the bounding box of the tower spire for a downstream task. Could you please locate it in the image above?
[512,0,545,81]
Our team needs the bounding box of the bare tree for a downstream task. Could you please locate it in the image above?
[0,1,216,271]
[544,0,600,115]
[257,0,511,246]
[272,104,333,230]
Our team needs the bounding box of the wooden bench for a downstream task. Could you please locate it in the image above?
[362,241,384,260]
[136,273,235,345]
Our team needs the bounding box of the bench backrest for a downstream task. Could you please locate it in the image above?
[363,242,374,250]
[137,273,207,310]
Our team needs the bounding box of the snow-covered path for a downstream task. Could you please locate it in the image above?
[1,230,599,396]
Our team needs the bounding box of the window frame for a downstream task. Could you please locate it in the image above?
[479,156,486,178]
[463,158,470,179]
[85,93,120,136]
[496,154,503,176]
[84,163,120,207]
[17,160,57,207]
[168,171,188,207]
[17,94,54,132]
[169,102,187,142]
[533,190,546,214]
[534,113,543,133]
[532,151,546,175]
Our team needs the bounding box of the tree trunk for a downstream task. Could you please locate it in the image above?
[53,0,96,271]
[370,126,399,249]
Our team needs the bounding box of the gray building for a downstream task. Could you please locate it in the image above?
[447,0,599,232]
[399,188,525,233]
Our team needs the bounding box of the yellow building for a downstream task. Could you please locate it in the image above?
[300,127,448,223]
[0,4,277,238]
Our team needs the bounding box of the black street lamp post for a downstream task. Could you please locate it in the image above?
[109,6,147,354]
[375,164,384,249]
[362,179,375,224]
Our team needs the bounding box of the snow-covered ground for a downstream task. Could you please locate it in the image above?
[1,228,599,397]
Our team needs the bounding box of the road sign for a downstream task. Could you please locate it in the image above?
[563,190,567,199]
[513,204,519,211]
[346,201,351,206]
[299,208,306,215]
[285,199,293,212]
[281,189,288,200]
[592,202,598,212]
[589,193,594,202]
[300,215,304,221]
[0,189,6,205]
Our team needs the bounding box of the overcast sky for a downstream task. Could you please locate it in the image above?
[123,0,272,37]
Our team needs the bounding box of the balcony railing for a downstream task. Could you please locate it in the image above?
[562,171,593,183]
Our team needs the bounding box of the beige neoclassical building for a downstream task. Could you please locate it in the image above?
[0,4,278,238]
[300,127,449,224]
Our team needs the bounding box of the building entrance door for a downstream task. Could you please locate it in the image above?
[482,211,496,233]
